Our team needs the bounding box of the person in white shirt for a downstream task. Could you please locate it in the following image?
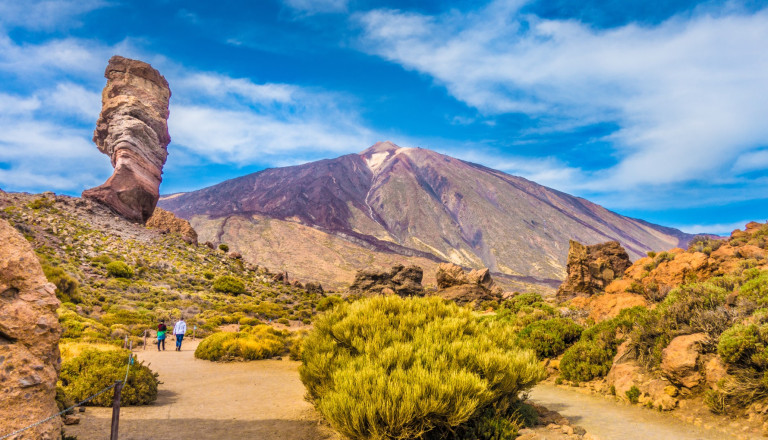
[174,317,187,351]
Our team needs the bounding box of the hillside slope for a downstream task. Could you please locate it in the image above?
[160,142,694,291]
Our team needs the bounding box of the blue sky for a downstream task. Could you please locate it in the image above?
[1,0,768,234]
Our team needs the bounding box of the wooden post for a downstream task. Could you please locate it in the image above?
[192,325,196,341]
[110,380,123,440]
[123,335,128,349]
[143,330,147,350]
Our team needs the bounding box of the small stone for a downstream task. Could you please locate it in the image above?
[63,415,80,425]
[547,423,561,430]
[573,425,587,435]
[562,425,574,435]
[78,406,86,413]
[664,385,678,397]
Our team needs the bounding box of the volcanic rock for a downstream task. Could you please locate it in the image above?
[434,263,501,306]
[436,263,469,288]
[0,219,62,439]
[660,333,707,389]
[82,55,171,223]
[557,240,632,301]
[146,208,198,244]
[348,264,424,297]
[304,282,324,295]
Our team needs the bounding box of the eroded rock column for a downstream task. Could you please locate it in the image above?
[82,55,171,223]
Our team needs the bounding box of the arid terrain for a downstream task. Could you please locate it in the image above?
[66,340,339,440]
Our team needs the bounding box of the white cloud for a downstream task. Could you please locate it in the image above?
[674,220,763,235]
[357,2,768,192]
[0,31,379,192]
[169,104,374,164]
[0,0,109,31]
[282,0,348,14]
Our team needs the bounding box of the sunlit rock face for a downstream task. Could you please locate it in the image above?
[0,219,62,439]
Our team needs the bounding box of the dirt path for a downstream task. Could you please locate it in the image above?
[529,384,755,440]
[66,340,339,440]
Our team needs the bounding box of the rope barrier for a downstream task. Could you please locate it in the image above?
[1,350,135,440]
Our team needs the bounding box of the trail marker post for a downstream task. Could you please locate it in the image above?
[109,380,123,440]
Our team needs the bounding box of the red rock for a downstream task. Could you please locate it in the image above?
[557,240,632,301]
[0,219,62,439]
[146,208,198,244]
[661,333,708,388]
[82,56,171,223]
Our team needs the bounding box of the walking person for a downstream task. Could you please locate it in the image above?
[157,319,167,351]
[174,317,187,351]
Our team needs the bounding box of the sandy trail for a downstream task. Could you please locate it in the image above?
[529,385,747,440]
[65,340,338,440]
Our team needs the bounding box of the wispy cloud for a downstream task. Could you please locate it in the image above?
[357,2,768,193]
[0,29,379,193]
[282,0,348,15]
[673,220,763,236]
[0,0,109,31]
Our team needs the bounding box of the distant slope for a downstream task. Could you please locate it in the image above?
[160,142,694,291]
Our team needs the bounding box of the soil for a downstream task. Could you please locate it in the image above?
[65,340,339,440]
[529,384,763,440]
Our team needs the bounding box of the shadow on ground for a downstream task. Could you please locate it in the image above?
[65,417,337,440]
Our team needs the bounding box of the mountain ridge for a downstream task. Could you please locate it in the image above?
[159,141,695,291]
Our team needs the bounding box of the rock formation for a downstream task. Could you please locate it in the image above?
[0,219,62,439]
[557,240,632,301]
[434,263,501,306]
[348,264,424,297]
[82,55,171,223]
[146,208,197,245]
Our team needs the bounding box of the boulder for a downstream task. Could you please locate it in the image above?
[82,55,171,223]
[146,208,198,244]
[434,263,500,306]
[435,263,468,288]
[0,219,62,439]
[557,240,632,301]
[348,264,424,297]
[304,282,324,295]
[660,333,708,388]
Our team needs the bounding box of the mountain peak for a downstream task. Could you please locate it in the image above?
[359,141,406,173]
[360,141,401,156]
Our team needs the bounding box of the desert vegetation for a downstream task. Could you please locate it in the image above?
[299,295,545,439]
[58,344,159,406]
[195,325,289,361]
[0,193,329,352]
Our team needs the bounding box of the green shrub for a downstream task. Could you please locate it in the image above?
[59,349,158,406]
[704,389,727,414]
[218,243,229,252]
[717,322,768,374]
[516,318,582,359]
[28,197,55,210]
[202,271,215,280]
[43,265,81,303]
[316,295,343,312]
[212,275,246,295]
[560,339,614,382]
[277,317,290,325]
[195,325,286,361]
[106,261,134,279]
[626,386,641,403]
[299,296,545,440]
[561,307,645,382]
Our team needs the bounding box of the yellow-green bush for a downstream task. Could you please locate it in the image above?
[212,275,246,295]
[106,261,134,278]
[299,295,545,440]
[195,325,287,361]
[59,349,158,406]
[516,318,582,359]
